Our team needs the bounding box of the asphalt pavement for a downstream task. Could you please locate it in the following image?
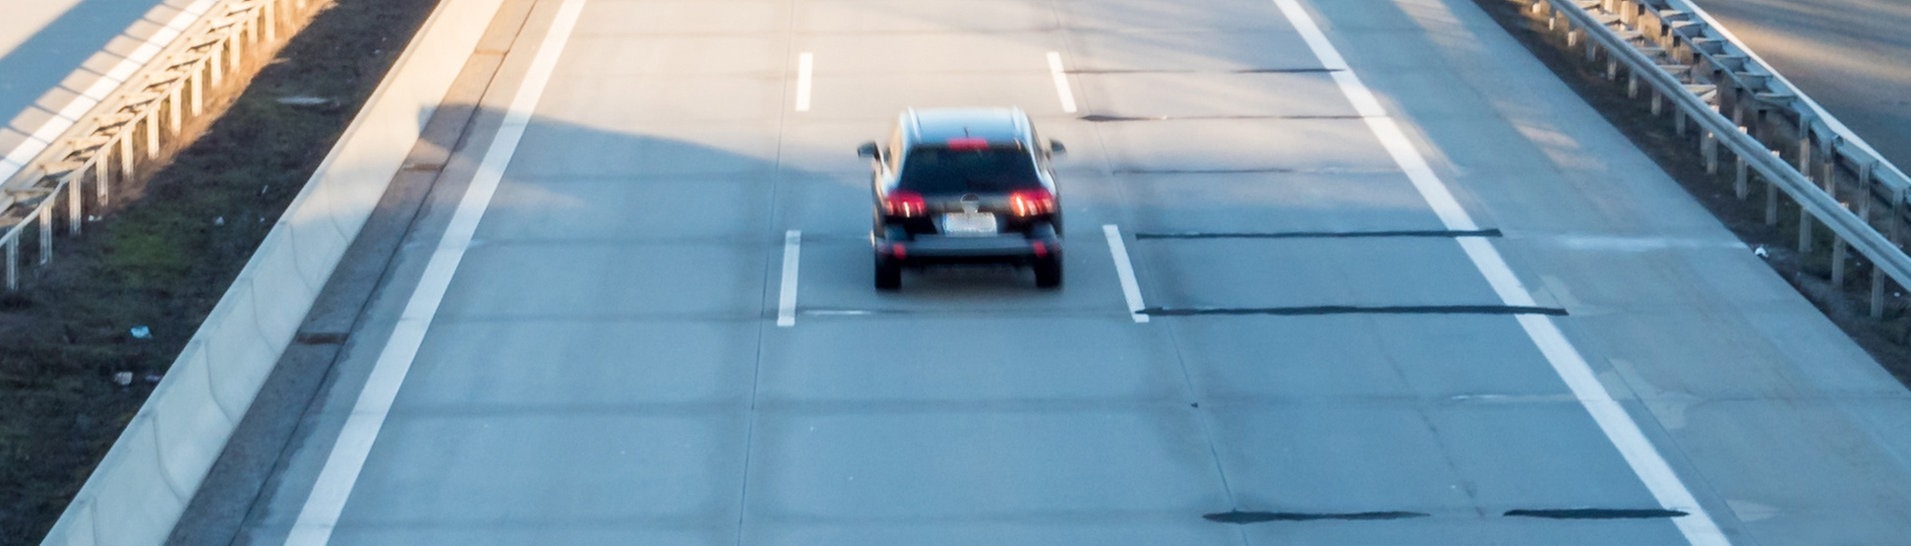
[196,0,1911,543]
[1685,0,1911,173]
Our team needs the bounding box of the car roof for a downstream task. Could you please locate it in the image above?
[903,107,1030,146]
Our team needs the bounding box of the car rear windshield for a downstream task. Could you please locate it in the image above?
[897,146,1042,194]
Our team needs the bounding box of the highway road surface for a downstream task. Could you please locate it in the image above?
[0,0,204,183]
[1684,0,1911,183]
[190,0,1911,543]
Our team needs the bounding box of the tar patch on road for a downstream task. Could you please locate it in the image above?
[1203,510,1430,524]
[1504,508,1688,519]
[1079,114,1365,122]
[293,331,349,345]
[1135,229,1502,240]
[1066,68,1342,75]
[1111,167,1301,175]
[1141,305,1568,317]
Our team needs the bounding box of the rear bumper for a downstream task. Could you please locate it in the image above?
[876,234,1060,265]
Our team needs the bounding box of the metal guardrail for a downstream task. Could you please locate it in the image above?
[1526,0,1911,318]
[0,0,324,292]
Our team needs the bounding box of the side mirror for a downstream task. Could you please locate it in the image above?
[1048,139,1067,156]
[857,142,880,159]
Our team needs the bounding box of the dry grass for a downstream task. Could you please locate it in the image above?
[0,0,438,541]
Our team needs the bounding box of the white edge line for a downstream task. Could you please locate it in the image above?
[1266,0,1729,544]
[282,0,592,543]
[0,0,217,184]
[1102,224,1148,323]
[777,230,801,327]
[794,52,813,112]
[1046,51,1078,114]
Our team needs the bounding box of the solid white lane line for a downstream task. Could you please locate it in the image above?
[777,230,801,327]
[1103,224,1149,323]
[0,0,217,182]
[1359,113,1477,231]
[795,52,813,112]
[283,0,591,543]
[1265,0,1728,544]
[1046,51,1078,114]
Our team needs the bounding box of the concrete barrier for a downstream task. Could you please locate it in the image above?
[40,0,507,543]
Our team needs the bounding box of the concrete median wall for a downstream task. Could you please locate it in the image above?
[40,0,506,543]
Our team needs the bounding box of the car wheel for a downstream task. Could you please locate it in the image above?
[1034,257,1063,289]
[1029,221,1058,240]
[875,257,902,290]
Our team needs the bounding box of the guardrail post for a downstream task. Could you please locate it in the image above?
[94,156,110,208]
[39,206,53,265]
[1833,235,1849,287]
[1796,117,1814,174]
[1650,89,1663,116]
[210,45,224,86]
[1675,110,1687,136]
[244,7,259,43]
[1892,188,1907,247]
[1800,206,1815,253]
[229,36,244,75]
[5,236,17,291]
[1702,131,1719,174]
[1819,138,1840,202]
[67,179,82,235]
[190,69,205,116]
[1873,270,1888,319]
[168,89,184,135]
[118,135,134,180]
[264,0,279,42]
[1734,154,1749,198]
[1858,162,1876,215]
[1766,150,1781,226]
[144,115,161,159]
[1821,148,1840,200]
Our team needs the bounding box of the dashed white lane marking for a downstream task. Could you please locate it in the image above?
[283,0,592,543]
[0,0,217,183]
[795,52,813,112]
[1266,0,1728,544]
[1103,224,1148,323]
[1046,51,1078,114]
[777,230,801,327]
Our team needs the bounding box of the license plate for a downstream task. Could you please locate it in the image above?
[942,212,998,235]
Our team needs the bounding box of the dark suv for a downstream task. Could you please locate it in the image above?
[859,108,1067,290]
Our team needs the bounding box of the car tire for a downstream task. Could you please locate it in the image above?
[1034,257,1063,289]
[875,257,902,290]
[1029,222,1062,289]
[1029,221,1058,240]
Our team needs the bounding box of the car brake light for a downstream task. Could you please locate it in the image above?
[885,190,927,217]
[1008,189,1055,216]
[946,137,990,151]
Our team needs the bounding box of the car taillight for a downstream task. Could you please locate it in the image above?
[885,190,927,217]
[1008,189,1055,216]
